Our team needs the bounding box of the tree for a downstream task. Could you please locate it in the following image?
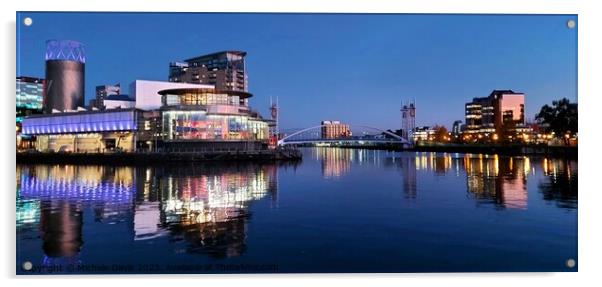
[535,98,578,141]
[432,125,449,142]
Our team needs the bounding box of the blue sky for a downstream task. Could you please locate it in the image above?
[16,13,577,130]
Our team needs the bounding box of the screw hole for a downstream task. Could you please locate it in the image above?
[22,261,32,271]
[23,17,33,26]
[566,258,576,268]
[567,20,575,29]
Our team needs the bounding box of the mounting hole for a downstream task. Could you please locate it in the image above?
[566,20,575,29]
[22,261,33,271]
[23,17,33,26]
[566,258,576,268]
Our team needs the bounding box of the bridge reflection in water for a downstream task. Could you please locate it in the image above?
[16,149,577,272]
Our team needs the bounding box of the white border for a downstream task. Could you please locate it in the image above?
[2,0,600,286]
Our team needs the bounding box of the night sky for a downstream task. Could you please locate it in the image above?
[16,13,577,131]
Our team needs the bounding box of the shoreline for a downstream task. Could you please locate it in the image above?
[16,143,578,166]
[16,149,303,165]
[334,143,577,158]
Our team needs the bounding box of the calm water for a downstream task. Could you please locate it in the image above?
[16,148,577,273]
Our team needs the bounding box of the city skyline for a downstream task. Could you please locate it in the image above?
[17,13,577,130]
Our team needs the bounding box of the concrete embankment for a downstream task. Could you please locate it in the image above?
[16,149,302,165]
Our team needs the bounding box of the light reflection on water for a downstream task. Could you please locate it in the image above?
[17,163,279,262]
[16,148,577,273]
[312,148,577,209]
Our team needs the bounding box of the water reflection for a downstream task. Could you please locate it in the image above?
[314,148,352,179]
[414,152,454,174]
[379,151,574,210]
[16,149,577,272]
[464,155,528,209]
[539,158,578,209]
[152,164,278,258]
[313,147,393,179]
[17,163,280,263]
[399,156,417,199]
[40,201,83,266]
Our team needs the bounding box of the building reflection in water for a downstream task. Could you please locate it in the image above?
[151,164,278,258]
[413,152,454,174]
[539,158,578,209]
[18,165,135,266]
[39,201,83,266]
[388,152,577,210]
[17,162,280,262]
[387,152,529,208]
[464,154,529,209]
[16,151,577,266]
[314,147,353,179]
[399,156,417,199]
[386,152,454,199]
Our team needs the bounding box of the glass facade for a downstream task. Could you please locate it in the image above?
[162,90,246,107]
[169,51,248,92]
[16,77,44,123]
[321,121,352,139]
[22,110,136,135]
[163,111,267,141]
[497,94,525,124]
[160,88,269,142]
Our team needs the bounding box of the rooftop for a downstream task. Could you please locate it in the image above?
[158,88,253,99]
[105,94,134,101]
[489,89,524,97]
[184,51,247,63]
[17,76,44,83]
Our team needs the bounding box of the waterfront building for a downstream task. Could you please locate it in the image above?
[44,40,85,113]
[21,48,271,153]
[22,109,139,152]
[169,51,248,92]
[94,84,120,109]
[129,80,213,111]
[158,87,269,151]
[21,80,211,153]
[103,95,136,110]
[321,121,352,139]
[464,90,526,140]
[16,76,44,123]
[22,81,271,153]
[16,76,44,150]
[412,126,436,142]
[464,97,493,134]
[451,120,464,137]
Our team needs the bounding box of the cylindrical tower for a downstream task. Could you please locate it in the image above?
[44,40,85,113]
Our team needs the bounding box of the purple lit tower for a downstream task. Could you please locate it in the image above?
[44,40,85,113]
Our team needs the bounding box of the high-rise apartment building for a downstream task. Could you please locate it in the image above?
[169,51,247,92]
[321,121,352,139]
[95,84,121,109]
[465,90,525,135]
